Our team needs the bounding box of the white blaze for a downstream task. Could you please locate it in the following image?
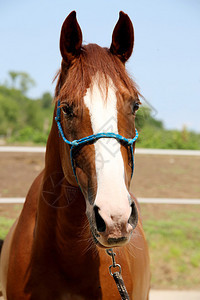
[84,75,130,222]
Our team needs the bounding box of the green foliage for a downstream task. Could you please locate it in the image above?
[19,72,35,94]
[135,106,200,149]
[135,105,163,130]
[136,125,200,149]
[0,78,53,144]
[8,127,48,144]
[41,92,53,109]
[8,71,35,94]
[0,217,15,239]
[8,71,19,88]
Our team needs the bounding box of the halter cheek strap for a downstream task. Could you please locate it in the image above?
[55,100,139,183]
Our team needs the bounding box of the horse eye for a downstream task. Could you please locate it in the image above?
[62,104,74,118]
[132,102,140,114]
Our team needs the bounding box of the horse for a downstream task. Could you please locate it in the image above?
[0,11,150,300]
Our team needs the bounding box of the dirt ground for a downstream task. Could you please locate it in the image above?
[0,152,199,198]
[132,154,200,198]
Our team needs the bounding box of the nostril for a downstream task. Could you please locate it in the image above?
[94,205,106,233]
[128,202,138,229]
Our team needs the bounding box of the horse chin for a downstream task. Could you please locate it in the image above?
[91,230,131,249]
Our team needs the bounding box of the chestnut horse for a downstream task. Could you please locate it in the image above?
[0,11,150,300]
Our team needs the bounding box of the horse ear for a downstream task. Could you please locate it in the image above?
[60,11,82,64]
[110,11,134,63]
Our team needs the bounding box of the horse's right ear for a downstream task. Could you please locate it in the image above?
[60,11,82,64]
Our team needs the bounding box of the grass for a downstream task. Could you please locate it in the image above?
[141,204,200,289]
[0,216,15,240]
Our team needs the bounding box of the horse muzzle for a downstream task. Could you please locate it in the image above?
[91,199,138,248]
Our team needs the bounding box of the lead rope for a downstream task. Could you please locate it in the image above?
[106,249,130,300]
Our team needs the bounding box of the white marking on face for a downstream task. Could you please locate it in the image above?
[84,74,131,230]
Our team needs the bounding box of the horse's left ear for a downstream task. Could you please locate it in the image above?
[110,11,134,63]
[60,11,82,65]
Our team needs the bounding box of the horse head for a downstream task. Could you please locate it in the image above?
[56,11,140,248]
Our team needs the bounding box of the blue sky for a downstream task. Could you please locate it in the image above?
[1,0,200,131]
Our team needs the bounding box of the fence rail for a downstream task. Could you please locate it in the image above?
[0,198,200,205]
[1,146,200,156]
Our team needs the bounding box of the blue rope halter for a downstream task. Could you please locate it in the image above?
[55,99,139,183]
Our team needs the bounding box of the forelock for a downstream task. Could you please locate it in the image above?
[55,43,139,107]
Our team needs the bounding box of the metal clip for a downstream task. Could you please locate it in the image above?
[106,248,122,276]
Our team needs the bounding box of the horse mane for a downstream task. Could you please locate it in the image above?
[55,43,140,106]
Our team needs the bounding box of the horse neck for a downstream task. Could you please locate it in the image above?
[34,108,93,262]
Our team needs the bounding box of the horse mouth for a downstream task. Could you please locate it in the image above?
[107,237,128,245]
[91,230,130,248]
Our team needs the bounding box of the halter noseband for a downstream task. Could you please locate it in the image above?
[55,99,138,183]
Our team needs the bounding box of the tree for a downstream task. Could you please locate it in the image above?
[19,72,35,94]
[41,92,53,108]
[8,71,35,94]
[135,106,163,130]
[8,71,19,88]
